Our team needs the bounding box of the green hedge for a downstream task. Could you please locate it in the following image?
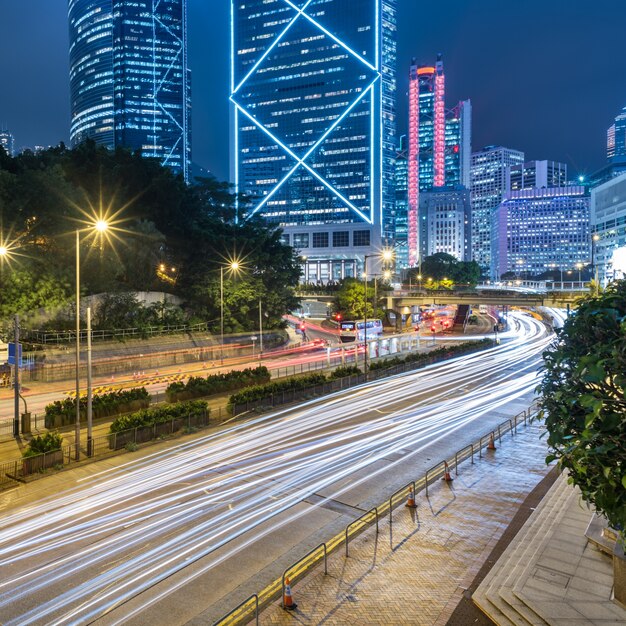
[166,366,270,402]
[45,388,151,429]
[23,431,63,458]
[228,373,327,407]
[329,365,362,379]
[368,339,492,371]
[109,400,208,433]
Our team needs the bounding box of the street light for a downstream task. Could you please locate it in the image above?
[75,219,109,460]
[592,233,600,294]
[576,262,583,284]
[220,260,241,364]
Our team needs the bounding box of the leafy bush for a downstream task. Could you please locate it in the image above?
[109,400,208,433]
[329,365,362,379]
[45,387,150,428]
[23,431,63,458]
[537,280,626,537]
[166,366,270,402]
[228,373,327,407]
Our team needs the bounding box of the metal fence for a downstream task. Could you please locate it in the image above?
[213,400,541,626]
[0,410,210,490]
[232,343,490,416]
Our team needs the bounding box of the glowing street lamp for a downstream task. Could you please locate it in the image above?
[220,260,241,364]
[75,218,109,460]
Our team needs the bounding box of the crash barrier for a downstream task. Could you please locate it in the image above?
[213,400,541,625]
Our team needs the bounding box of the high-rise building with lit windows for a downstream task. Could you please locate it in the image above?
[68,0,191,180]
[470,145,524,275]
[231,0,397,283]
[393,135,409,270]
[0,130,14,156]
[406,55,470,267]
[607,106,626,162]
[493,186,590,280]
[509,160,567,191]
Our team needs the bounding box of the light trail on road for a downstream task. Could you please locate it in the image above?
[0,313,551,626]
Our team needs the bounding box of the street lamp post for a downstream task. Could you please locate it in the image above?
[592,233,600,294]
[576,262,583,284]
[259,299,263,357]
[220,260,240,365]
[75,220,109,461]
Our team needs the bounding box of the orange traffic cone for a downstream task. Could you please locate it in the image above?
[443,461,454,482]
[405,488,417,508]
[487,433,497,451]
[283,577,297,610]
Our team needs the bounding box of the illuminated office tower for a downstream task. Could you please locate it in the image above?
[470,145,524,275]
[0,129,14,156]
[607,106,626,162]
[68,0,191,180]
[509,160,567,191]
[407,55,470,266]
[231,0,397,282]
[393,135,409,270]
[494,186,590,280]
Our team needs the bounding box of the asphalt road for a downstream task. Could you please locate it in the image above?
[0,313,551,625]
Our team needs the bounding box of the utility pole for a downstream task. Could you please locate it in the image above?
[13,314,19,438]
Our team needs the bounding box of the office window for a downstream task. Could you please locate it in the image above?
[280,233,290,245]
[312,232,329,248]
[333,231,349,247]
[353,230,371,247]
[293,233,309,248]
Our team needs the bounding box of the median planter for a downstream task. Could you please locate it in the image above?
[22,449,63,476]
[614,540,626,608]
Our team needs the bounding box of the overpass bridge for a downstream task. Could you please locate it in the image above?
[296,285,588,311]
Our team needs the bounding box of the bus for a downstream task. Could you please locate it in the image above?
[339,319,383,343]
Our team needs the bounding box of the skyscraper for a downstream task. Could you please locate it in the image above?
[509,160,567,191]
[231,0,397,283]
[393,135,409,270]
[0,130,14,156]
[68,0,191,180]
[494,186,590,280]
[406,55,470,267]
[607,106,626,162]
[470,145,524,275]
[419,186,471,262]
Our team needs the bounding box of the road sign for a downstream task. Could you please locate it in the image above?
[8,343,22,366]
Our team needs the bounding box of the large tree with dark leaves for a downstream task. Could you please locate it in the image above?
[538,280,626,537]
[0,142,301,331]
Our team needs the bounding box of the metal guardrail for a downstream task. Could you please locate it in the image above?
[0,410,211,490]
[213,400,541,625]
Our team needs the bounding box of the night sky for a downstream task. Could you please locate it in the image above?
[1,0,625,181]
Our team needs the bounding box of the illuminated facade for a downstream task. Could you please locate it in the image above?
[0,130,14,156]
[419,186,471,262]
[493,186,590,279]
[68,0,191,180]
[231,0,397,281]
[591,172,626,284]
[607,106,626,162]
[509,160,567,191]
[470,145,524,275]
[407,55,470,267]
[393,135,409,269]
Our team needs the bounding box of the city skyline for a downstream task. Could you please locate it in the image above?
[1,1,626,181]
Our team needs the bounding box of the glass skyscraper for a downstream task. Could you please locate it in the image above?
[406,55,470,267]
[231,0,397,282]
[68,0,191,180]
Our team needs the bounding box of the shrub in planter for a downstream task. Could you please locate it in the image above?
[329,365,362,379]
[165,366,271,402]
[109,400,209,433]
[228,373,327,408]
[23,431,63,458]
[44,388,150,428]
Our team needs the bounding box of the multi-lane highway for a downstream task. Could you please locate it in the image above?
[0,312,553,625]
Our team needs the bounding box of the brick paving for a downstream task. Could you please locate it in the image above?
[261,421,551,626]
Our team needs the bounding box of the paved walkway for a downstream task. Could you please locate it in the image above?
[261,421,551,626]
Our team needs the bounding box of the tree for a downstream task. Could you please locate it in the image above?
[333,278,388,320]
[537,279,626,537]
[410,253,481,286]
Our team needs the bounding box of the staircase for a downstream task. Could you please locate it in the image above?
[453,304,470,330]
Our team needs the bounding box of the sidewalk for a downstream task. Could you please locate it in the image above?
[260,421,552,626]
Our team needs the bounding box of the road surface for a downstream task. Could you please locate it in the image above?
[0,313,551,625]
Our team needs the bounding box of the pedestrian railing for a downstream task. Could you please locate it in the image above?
[0,409,211,490]
[213,399,542,625]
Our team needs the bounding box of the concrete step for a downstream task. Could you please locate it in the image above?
[473,472,571,625]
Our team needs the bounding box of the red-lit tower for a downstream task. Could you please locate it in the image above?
[407,55,446,267]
